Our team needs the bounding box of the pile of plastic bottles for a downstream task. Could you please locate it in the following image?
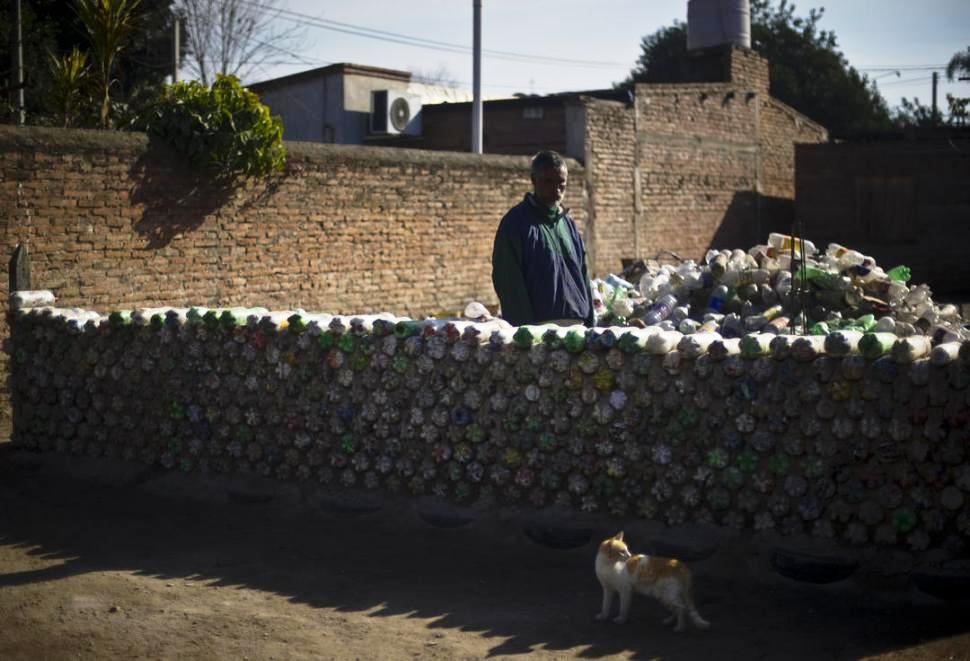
[592,233,967,342]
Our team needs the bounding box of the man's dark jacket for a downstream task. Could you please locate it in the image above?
[491,194,595,327]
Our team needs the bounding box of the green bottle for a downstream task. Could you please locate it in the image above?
[513,325,542,349]
[287,314,307,334]
[618,331,646,354]
[563,329,587,354]
[542,328,564,350]
[886,265,911,283]
[219,310,239,329]
[202,310,221,330]
[809,321,830,336]
[394,320,422,338]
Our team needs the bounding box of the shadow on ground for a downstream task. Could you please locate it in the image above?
[1,444,968,660]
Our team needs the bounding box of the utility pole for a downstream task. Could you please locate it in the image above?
[932,71,939,119]
[15,0,25,125]
[471,0,482,154]
[172,13,181,83]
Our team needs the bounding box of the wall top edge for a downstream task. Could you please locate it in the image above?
[0,125,584,173]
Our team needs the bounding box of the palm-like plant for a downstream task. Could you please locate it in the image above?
[947,47,970,82]
[48,47,91,128]
[73,0,142,128]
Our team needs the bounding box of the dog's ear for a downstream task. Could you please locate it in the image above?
[614,531,624,541]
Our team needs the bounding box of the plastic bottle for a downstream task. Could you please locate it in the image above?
[834,249,866,271]
[638,271,670,299]
[643,293,678,326]
[887,265,911,283]
[760,284,779,307]
[612,296,635,319]
[512,325,544,349]
[929,325,961,346]
[874,316,896,333]
[678,318,701,334]
[606,273,635,290]
[905,285,931,307]
[809,321,830,336]
[763,316,791,334]
[563,329,587,353]
[669,305,690,325]
[768,233,818,258]
[706,284,731,313]
[826,243,849,259]
[709,252,729,279]
[720,313,743,338]
[698,318,720,333]
[774,271,793,298]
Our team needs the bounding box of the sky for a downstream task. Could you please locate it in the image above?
[243,0,970,115]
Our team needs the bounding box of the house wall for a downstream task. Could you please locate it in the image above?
[583,51,826,276]
[373,101,571,156]
[255,75,337,143]
[342,74,412,145]
[796,137,970,295]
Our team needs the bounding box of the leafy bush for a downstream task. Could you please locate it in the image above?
[140,74,285,181]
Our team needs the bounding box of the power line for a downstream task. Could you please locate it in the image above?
[238,0,627,70]
[879,75,935,88]
[858,65,947,71]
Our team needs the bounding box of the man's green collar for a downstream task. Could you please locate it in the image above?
[526,193,565,223]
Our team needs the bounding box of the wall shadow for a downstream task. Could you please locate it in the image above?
[128,138,236,249]
[1,447,968,659]
[707,191,794,252]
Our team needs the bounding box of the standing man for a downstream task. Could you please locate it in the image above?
[491,150,595,327]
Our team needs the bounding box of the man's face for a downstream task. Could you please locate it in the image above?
[532,165,567,209]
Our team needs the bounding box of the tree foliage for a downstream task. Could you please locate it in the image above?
[47,47,91,127]
[179,0,304,87]
[624,0,894,137]
[0,0,179,126]
[74,0,143,128]
[947,46,970,82]
[893,45,970,128]
[139,74,285,181]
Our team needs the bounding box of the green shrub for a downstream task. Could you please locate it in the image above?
[141,74,285,181]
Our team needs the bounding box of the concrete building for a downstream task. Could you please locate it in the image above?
[248,63,423,145]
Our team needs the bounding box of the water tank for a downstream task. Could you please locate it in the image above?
[687,0,751,51]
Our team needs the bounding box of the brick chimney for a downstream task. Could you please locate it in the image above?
[684,0,768,92]
[686,44,769,92]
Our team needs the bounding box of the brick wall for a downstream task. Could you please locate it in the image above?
[371,100,570,156]
[585,70,826,274]
[581,98,637,277]
[0,125,588,428]
[686,45,770,94]
[796,137,970,295]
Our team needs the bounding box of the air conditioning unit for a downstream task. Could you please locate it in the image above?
[370,90,422,136]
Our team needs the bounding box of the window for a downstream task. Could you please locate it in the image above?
[523,107,544,120]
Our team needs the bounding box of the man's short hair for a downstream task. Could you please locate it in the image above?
[530,150,566,178]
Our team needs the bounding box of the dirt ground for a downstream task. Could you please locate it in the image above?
[1,441,969,661]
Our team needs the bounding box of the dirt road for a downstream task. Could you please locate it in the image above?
[1,442,968,660]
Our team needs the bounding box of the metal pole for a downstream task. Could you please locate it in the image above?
[15,0,25,125]
[932,71,938,119]
[471,0,482,154]
[172,14,180,83]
